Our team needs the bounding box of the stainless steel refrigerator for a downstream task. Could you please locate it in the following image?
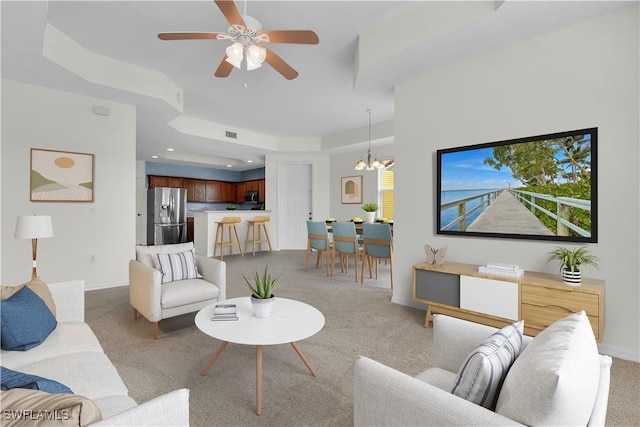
[147,187,187,245]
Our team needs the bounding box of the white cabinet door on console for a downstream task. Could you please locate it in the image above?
[460,276,518,320]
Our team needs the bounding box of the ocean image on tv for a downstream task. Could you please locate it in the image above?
[438,130,594,240]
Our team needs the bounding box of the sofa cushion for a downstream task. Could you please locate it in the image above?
[15,352,129,401]
[135,242,196,269]
[1,278,56,316]
[1,286,57,351]
[1,322,103,370]
[0,366,72,394]
[495,311,600,426]
[0,388,102,426]
[451,320,523,409]
[415,367,457,392]
[91,395,138,421]
[154,249,201,284]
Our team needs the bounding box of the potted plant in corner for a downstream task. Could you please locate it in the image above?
[242,265,282,318]
[546,246,599,286]
[362,203,379,224]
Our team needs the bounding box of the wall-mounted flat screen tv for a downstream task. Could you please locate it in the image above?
[436,128,597,243]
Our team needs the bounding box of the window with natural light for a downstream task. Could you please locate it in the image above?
[379,164,394,220]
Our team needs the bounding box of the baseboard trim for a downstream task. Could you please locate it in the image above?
[85,281,128,291]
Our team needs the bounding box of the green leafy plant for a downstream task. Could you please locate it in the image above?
[546,246,599,273]
[242,266,283,299]
[226,204,237,210]
[362,203,379,212]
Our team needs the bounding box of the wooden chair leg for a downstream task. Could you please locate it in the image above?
[132,307,138,320]
[152,322,158,340]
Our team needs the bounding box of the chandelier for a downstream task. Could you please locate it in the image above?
[355,109,383,171]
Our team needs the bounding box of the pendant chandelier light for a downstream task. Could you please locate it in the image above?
[355,109,383,171]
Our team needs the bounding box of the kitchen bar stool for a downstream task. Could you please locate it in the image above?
[244,215,273,256]
[213,216,244,259]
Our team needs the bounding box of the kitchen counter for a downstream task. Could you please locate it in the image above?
[193,210,272,257]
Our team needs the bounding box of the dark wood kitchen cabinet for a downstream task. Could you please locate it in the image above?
[184,179,205,202]
[187,217,194,242]
[235,182,247,203]
[148,175,184,189]
[205,181,221,202]
[221,182,235,203]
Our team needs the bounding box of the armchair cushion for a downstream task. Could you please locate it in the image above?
[495,311,600,426]
[451,320,523,410]
[153,249,201,284]
[1,286,57,351]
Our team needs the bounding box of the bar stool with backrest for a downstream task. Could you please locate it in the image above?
[331,222,364,282]
[360,223,394,289]
[244,215,273,256]
[213,216,244,260]
[305,221,332,276]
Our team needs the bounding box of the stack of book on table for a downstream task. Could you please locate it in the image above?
[478,262,525,278]
[211,303,238,321]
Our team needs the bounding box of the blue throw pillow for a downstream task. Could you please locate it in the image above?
[0,286,57,351]
[0,366,72,393]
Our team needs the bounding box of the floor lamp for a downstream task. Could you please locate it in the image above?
[15,215,54,280]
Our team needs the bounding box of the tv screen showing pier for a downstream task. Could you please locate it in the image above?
[436,128,597,243]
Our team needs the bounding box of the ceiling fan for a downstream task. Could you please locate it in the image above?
[158,0,319,80]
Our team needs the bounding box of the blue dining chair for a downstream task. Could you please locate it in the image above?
[360,223,394,289]
[305,221,331,276]
[331,222,363,282]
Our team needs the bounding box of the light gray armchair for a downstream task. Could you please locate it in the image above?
[354,313,612,426]
[129,242,226,339]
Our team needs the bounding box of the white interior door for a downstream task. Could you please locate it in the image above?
[278,163,311,249]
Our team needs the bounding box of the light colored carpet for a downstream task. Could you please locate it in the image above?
[85,250,639,426]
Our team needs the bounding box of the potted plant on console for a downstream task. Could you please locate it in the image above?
[243,266,282,318]
[362,203,379,224]
[546,246,598,286]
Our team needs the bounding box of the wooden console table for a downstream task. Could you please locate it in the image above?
[412,261,605,341]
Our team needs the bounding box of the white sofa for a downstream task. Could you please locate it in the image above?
[354,313,612,427]
[129,242,226,339]
[1,280,189,426]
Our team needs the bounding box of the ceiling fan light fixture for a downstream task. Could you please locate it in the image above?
[247,44,266,64]
[225,42,244,68]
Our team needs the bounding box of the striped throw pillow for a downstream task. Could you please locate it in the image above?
[451,319,523,409]
[154,249,201,284]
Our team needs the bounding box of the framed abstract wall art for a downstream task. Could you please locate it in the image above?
[30,148,94,202]
[341,175,362,204]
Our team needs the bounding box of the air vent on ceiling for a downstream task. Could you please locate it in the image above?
[225,131,237,139]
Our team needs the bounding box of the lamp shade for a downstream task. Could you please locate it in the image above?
[15,215,53,239]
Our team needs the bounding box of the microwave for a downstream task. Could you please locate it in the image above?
[244,191,259,203]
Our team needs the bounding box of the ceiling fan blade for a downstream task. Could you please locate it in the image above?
[158,32,223,40]
[261,30,319,44]
[264,48,298,80]
[214,0,246,27]
[214,56,234,78]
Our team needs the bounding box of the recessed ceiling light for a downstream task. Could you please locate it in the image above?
[226,164,232,168]
[166,148,174,152]
[247,160,253,163]
[151,155,158,159]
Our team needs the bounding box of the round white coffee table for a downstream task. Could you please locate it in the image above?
[195,297,325,415]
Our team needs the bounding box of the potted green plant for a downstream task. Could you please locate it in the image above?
[546,246,599,286]
[242,266,283,318]
[362,202,379,224]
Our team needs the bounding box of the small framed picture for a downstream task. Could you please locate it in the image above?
[30,148,94,202]
[341,175,363,204]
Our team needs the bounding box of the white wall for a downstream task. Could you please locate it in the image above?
[393,5,639,361]
[1,80,136,289]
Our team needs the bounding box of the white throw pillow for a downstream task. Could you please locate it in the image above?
[154,249,201,284]
[495,311,600,426]
[451,320,523,409]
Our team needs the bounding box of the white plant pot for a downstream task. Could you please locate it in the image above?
[251,295,275,318]
[562,268,582,286]
[365,212,376,224]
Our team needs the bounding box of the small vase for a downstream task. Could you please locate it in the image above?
[365,212,376,224]
[251,295,275,318]
[562,268,582,286]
